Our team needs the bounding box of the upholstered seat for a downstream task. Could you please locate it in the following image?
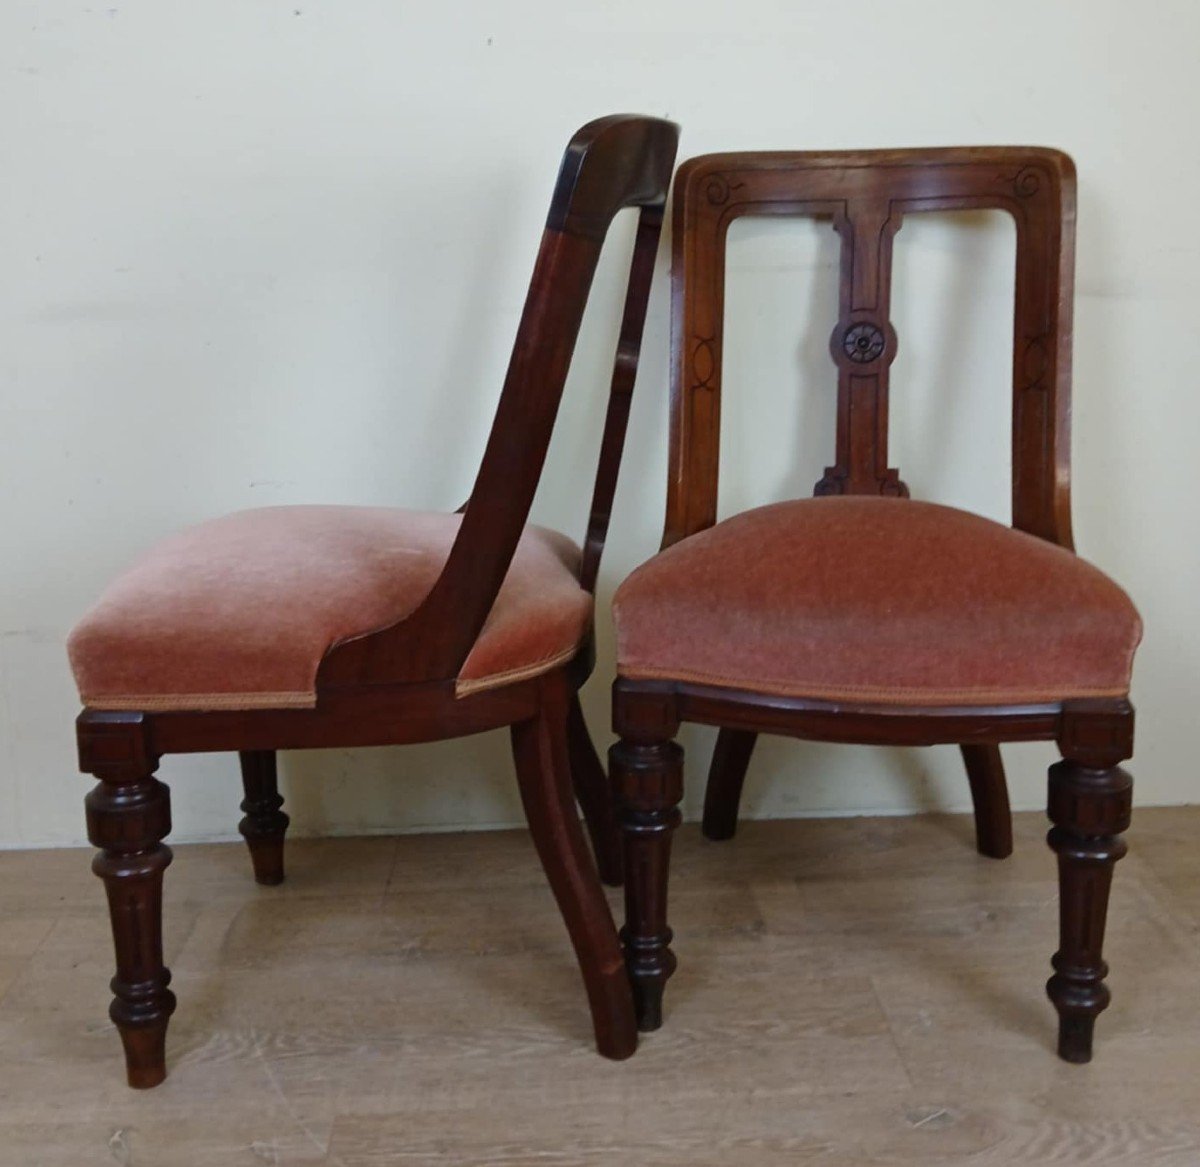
[614,497,1141,706]
[69,505,592,711]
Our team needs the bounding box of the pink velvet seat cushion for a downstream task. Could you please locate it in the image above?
[614,497,1141,706]
[69,506,592,711]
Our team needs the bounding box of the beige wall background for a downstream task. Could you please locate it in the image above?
[2,0,1197,847]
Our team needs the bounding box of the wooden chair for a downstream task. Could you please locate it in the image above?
[67,114,678,1087]
[609,148,1142,1064]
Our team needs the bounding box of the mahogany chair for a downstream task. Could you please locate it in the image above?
[609,148,1142,1064]
[67,113,678,1087]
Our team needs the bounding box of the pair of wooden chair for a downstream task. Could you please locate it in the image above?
[69,118,1140,1088]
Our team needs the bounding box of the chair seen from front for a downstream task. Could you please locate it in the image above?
[609,147,1141,1064]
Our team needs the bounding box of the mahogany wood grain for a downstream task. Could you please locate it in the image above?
[614,147,1134,1065]
[960,743,1014,859]
[664,147,1076,549]
[511,673,636,1058]
[319,117,679,691]
[703,732,1014,860]
[1046,703,1134,1063]
[700,728,757,842]
[80,718,175,1089]
[579,204,665,595]
[566,694,623,887]
[76,114,679,1086]
[237,750,289,886]
[609,736,683,1030]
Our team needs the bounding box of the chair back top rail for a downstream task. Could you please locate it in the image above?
[319,114,679,690]
[664,147,1076,550]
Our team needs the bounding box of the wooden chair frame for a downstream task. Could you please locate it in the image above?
[610,148,1134,1064]
[77,114,679,1087]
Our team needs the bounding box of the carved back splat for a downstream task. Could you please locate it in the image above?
[665,148,1076,549]
[822,201,905,497]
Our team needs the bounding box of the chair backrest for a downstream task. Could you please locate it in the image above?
[664,147,1076,551]
[319,114,679,689]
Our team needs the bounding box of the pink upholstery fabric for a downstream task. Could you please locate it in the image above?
[614,497,1141,705]
[69,506,592,711]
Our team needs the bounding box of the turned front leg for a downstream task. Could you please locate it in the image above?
[1046,706,1134,1063]
[85,763,176,1088]
[238,750,289,886]
[609,738,683,1031]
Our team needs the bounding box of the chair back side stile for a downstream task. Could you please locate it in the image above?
[663,149,1076,550]
[318,116,678,690]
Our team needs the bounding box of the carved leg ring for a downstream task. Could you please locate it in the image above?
[238,750,290,886]
[85,767,177,1088]
[1046,754,1132,1064]
[610,738,683,1031]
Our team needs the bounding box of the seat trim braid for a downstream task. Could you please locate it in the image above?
[453,644,581,697]
[79,641,585,713]
[78,690,316,713]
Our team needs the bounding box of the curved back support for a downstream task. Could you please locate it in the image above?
[664,147,1076,550]
[320,115,678,689]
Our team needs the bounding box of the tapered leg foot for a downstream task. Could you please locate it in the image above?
[1045,703,1134,1064]
[960,743,1013,859]
[512,681,637,1060]
[238,750,289,886]
[81,716,176,1089]
[1055,1011,1097,1065]
[566,696,623,887]
[611,737,683,1032]
[621,927,672,1032]
[702,729,757,841]
[118,1018,172,1089]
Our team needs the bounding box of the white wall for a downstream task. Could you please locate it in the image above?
[2,0,1197,847]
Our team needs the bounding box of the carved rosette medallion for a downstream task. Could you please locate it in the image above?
[841,322,886,364]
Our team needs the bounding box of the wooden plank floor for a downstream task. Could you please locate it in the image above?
[1,806,1198,1165]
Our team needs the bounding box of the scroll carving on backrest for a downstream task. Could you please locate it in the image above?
[664,148,1076,551]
